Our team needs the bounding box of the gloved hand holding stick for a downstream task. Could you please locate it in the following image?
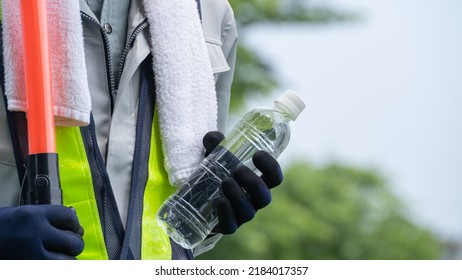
[20,0,62,205]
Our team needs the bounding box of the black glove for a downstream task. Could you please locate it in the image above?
[0,205,84,260]
[203,131,283,234]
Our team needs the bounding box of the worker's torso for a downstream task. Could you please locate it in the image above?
[0,0,237,259]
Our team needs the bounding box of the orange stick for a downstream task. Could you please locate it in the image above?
[20,0,61,205]
[20,0,55,154]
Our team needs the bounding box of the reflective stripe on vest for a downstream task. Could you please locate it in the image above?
[56,110,175,259]
[56,126,108,260]
[141,110,176,259]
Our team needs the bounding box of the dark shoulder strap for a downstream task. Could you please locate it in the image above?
[196,0,202,21]
[1,97,29,199]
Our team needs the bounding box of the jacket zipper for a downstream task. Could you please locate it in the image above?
[116,19,149,89]
[81,12,117,113]
[81,13,149,105]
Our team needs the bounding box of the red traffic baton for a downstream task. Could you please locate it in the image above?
[20,0,62,205]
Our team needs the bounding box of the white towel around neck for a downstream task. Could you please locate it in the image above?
[144,0,218,186]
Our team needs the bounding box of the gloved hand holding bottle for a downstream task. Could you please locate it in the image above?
[0,205,84,260]
[202,131,283,234]
[157,90,306,249]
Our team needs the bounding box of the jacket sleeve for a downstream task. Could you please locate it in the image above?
[200,0,238,133]
[214,3,238,133]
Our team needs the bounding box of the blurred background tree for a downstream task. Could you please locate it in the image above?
[228,0,356,112]
[198,0,443,260]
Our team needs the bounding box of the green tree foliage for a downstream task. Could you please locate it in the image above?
[199,162,442,259]
[228,0,357,112]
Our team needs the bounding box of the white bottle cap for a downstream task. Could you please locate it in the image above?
[274,89,306,120]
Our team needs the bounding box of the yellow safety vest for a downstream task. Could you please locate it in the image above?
[56,111,175,260]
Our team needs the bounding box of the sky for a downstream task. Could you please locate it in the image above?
[241,0,462,242]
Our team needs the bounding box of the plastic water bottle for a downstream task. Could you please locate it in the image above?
[156,89,306,249]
